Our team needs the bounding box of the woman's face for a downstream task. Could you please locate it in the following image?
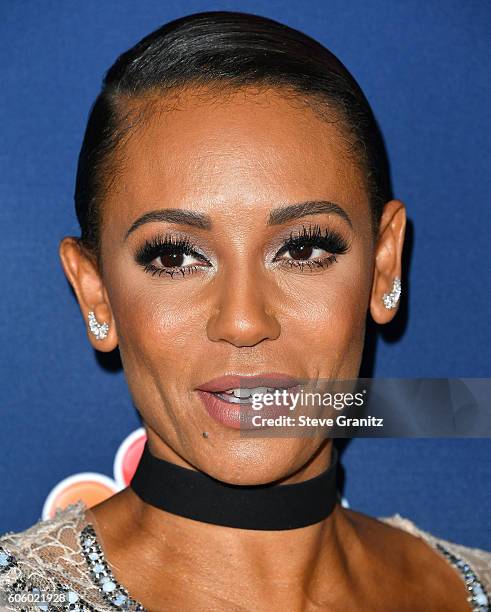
[64,86,401,484]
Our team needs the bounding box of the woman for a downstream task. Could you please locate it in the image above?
[0,10,489,612]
